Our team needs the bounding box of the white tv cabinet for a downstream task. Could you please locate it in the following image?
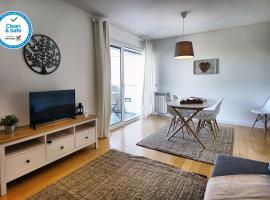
[0,115,98,196]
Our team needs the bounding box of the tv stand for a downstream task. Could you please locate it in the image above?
[0,115,98,196]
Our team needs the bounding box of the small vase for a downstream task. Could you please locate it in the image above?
[5,125,15,134]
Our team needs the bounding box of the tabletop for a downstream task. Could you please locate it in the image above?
[167,98,216,110]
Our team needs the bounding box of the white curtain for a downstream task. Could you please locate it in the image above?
[92,17,111,138]
[142,40,156,118]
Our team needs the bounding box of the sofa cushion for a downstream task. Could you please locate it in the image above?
[212,155,269,177]
[204,174,270,200]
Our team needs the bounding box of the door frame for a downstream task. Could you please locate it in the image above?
[110,41,143,131]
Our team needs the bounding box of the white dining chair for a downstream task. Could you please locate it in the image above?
[194,99,224,143]
[172,95,196,129]
[251,97,270,134]
[166,94,192,137]
[166,94,179,135]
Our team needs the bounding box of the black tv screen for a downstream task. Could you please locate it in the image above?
[29,90,75,127]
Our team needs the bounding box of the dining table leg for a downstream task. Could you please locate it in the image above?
[166,108,207,149]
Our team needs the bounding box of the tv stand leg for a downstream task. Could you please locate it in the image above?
[0,182,6,196]
[0,146,7,196]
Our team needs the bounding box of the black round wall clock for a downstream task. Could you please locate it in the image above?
[24,34,61,75]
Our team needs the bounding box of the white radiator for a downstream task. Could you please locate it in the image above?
[154,92,170,115]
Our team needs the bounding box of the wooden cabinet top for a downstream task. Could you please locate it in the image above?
[0,115,98,145]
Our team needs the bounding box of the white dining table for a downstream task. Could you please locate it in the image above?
[167,98,216,149]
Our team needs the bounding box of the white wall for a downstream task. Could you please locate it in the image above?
[154,22,270,127]
[0,0,96,126]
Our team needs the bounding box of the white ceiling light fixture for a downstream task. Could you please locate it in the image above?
[174,11,194,60]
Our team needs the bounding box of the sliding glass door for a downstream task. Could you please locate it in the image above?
[124,49,144,121]
[110,45,144,127]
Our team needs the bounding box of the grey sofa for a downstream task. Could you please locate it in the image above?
[212,155,269,177]
[203,155,270,199]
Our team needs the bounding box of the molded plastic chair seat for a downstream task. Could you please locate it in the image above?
[251,96,270,115]
[251,108,270,115]
[251,96,270,134]
[194,100,223,121]
[175,108,191,118]
[194,111,216,121]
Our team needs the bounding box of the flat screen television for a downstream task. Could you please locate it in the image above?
[29,89,75,128]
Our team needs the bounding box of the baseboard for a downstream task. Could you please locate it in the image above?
[218,119,266,129]
[151,114,266,129]
[153,112,170,117]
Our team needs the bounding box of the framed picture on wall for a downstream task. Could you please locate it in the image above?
[193,59,218,75]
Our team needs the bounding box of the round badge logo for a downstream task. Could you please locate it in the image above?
[0,11,32,49]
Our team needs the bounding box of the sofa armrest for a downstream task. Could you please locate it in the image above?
[212,155,269,177]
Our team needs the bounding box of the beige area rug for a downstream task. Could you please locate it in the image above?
[28,150,207,200]
[137,126,234,164]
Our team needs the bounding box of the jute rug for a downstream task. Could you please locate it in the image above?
[137,126,234,164]
[28,150,207,200]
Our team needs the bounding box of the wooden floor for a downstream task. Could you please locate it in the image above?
[1,115,270,200]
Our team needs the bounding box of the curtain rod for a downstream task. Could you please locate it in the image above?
[92,16,148,42]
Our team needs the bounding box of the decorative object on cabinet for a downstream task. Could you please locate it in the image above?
[77,103,84,115]
[194,59,218,74]
[84,110,89,118]
[0,115,19,134]
[24,34,61,75]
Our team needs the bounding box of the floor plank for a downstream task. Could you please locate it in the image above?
[1,115,270,199]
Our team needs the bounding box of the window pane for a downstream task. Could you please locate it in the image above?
[110,47,122,126]
[124,50,144,121]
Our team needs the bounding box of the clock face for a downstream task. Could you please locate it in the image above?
[24,34,61,75]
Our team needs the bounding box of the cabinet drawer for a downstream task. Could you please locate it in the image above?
[6,146,45,181]
[47,136,74,160]
[75,128,96,148]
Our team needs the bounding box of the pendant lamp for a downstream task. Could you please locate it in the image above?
[174,11,194,59]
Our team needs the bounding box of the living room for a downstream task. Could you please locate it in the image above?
[0,0,270,199]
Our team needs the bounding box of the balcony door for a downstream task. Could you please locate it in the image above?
[110,45,144,127]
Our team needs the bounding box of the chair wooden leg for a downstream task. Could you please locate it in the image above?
[185,125,190,138]
[194,120,203,141]
[173,117,179,131]
[265,114,268,134]
[178,118,186,139]
[252,115,260,129]
[196,120,202,134]
[214,119,220,132]
[211,121,217,140]
[179,119,186,138]
[208,121,216,141]
[167,117,175,136]
[213,120,218,138]
[191,120,196,130]
[205,121,213,143]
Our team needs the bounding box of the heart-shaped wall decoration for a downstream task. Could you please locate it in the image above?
[199,62,210,73]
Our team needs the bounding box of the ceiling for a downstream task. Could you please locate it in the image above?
[64,0,270,39]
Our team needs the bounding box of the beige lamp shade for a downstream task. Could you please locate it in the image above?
[174,41,194,59]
